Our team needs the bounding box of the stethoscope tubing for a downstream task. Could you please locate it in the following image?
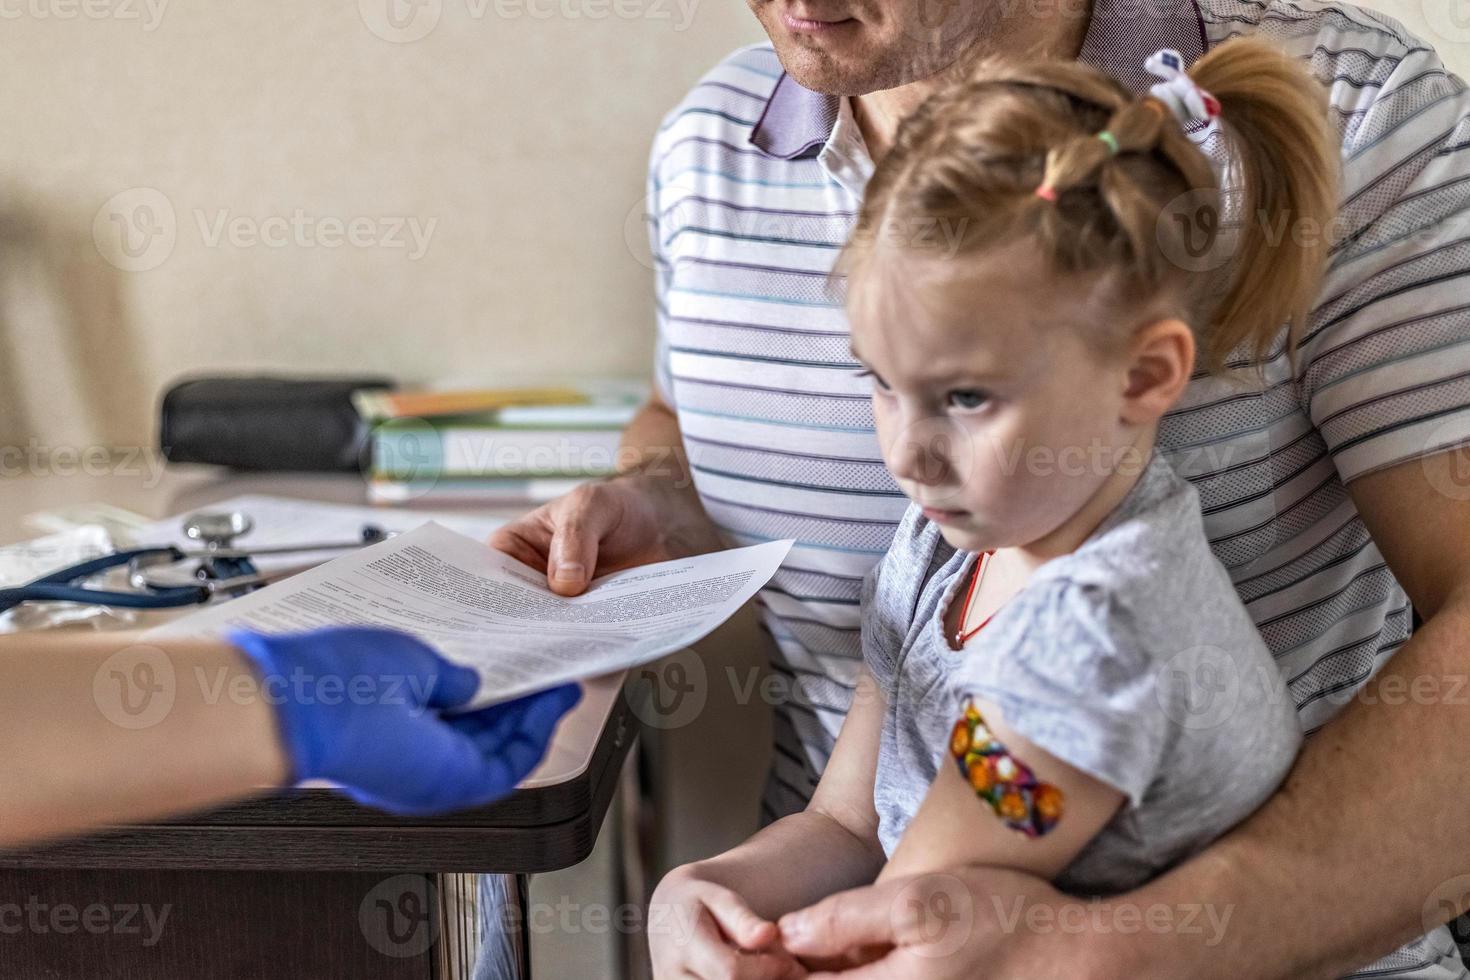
[0,519,389,615]
[0,582,209,613]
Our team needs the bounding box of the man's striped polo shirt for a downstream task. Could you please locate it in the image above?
[645,2,1470,976]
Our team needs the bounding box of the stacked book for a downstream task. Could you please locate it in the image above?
[357,381,645,505]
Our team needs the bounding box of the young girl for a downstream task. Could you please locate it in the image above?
[650,36,1336,977]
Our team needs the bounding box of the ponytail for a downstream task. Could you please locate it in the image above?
[1188,39,1339,368]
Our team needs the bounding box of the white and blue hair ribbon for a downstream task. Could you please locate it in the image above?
[1144,48,1221,127]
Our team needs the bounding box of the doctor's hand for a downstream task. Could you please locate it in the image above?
[227,627,581,815]
[491,468,724,597]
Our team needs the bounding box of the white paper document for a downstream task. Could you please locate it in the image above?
[151,522,792,706]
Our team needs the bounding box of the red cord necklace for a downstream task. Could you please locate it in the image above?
[954,550,996,647]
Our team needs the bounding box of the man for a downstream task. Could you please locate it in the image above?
[494,0,1470,974]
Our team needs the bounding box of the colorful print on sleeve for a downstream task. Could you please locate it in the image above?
[949,697,1064,838]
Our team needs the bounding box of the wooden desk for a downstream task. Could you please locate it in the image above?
[0,464,640,978]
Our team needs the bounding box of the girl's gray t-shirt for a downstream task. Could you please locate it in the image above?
[865,453,1303,895]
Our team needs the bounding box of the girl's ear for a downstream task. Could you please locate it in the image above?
[1120,318,1194,426]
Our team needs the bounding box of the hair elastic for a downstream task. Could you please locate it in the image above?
[1034,184,1059,202]
[1144,48,1221,127]
[1096,130,1119,155]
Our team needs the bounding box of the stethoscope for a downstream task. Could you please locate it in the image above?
[0,511,390,614]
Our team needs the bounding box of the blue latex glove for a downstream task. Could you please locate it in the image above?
[226,627,581,815]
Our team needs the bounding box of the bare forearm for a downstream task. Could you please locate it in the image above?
[614,397,723,557]
[1112,592,1470,979]
[618,396,691,480]
[0,632,287,848]
[690,810,887,921]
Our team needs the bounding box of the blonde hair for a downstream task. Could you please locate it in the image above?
[843,38,1340,373]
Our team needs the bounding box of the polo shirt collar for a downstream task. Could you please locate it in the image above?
[748,0,1210,160]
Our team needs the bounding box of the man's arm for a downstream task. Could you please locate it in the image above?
[493,113,728,596]
[1109,449,1470,978]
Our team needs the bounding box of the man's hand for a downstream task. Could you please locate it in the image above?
[777,867,1111,980]
[492,470,724,596]
[649,865,808,979]
[491,395,724,595]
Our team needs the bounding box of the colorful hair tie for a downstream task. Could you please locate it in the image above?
[1096,130,1119,155]
[1144,48,1221,128]
[1034,184,1059,202]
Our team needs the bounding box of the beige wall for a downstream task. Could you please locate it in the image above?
[0,1,1463,451]
[0,0,763,450]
